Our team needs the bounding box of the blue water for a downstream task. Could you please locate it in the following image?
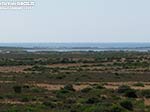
[0,43,150,52]
[0,43,149,48]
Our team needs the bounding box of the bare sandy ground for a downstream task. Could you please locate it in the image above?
[104,82,150,90]
[0,66,31,73]
[47,63,94,68]
[32,82,150,91]
[144,98,150,106]
[33,83,89,91]
[0,81,15,83]
[1,80,150,90]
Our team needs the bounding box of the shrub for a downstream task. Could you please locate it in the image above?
[0,96,4,99]
[65,98,76,104]
[23,85,30,89]
[117,85,131,94]
[64,84,75,91]
[124,89,137,98]
[133,83,144,87]
[55,75,66,79]
[85,97,99,104]
[13,86,22,93]
[111,105,124,112]
[21,96,29,102]
[56,89,70,98]
[31,87,43,93]
[117,85,137,98]
[120,100,133,111]
[141,90,150,98]
[43,101,56,108]
[81,87,92,93]
[95,84,105,89]
[93,106,111,112]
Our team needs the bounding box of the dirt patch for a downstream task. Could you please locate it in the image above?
[34,83,64,91]
[0,66,31,73]
[144,98,150,106]
[104,82,150,90]
[74,85,90,91]
[0,99,41,104]
[47,63,94,68]
[33,83,90,91]
[32,82,150,91]
[0,99,25,104]
[0,81,15,83]
[104,85,118,90]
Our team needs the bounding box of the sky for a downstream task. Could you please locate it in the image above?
[0,0,150,43]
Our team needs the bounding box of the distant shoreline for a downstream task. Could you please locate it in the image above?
[0,43,150,52]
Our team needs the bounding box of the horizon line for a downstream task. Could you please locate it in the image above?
[0,42,150,43]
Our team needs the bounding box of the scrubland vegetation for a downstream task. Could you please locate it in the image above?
[1,51,150,111]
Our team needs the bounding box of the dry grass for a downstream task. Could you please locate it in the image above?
[0,99,41,104]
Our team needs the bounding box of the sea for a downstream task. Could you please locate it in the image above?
[0,43,150,52]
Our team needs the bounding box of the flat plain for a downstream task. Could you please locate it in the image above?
[1,51,150,112]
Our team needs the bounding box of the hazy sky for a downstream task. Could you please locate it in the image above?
[0,0,150,43]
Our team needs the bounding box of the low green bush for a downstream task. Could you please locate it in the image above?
[81,87,92,93]
[21,96,30,102]
[124,89,137,98]
[111,105,125,112]
[117,85,131,94]
[141,90,150,98]
[120,100,133,111]
[85,97,99,104]
[64,84,75,91]
[13,85,22,94]
[43,101,56,108]
[133,83,144,87]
